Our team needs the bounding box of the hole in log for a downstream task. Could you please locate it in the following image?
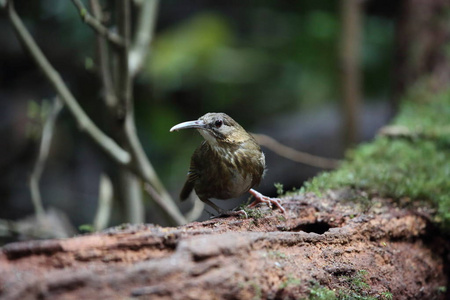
[290,221,332,234]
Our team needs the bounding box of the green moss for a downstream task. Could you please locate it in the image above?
[380,292,393,300]
[274,182,285,197]
[309,285,337,300]
[279,275,301,290]
[267,250,287,260]
[395,84,450,144]
[336,292,377,300]
[78,224,95,233]
[237,280,262,299]
[240,206,268,219]
[340,270,371,296]
[277,215,287,222]
[307,270,393,300]
[303,86,450,231]
[308,285,390,300]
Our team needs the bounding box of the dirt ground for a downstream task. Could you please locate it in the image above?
[0,190,448,299]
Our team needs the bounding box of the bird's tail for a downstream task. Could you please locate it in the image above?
[180,180,194,201]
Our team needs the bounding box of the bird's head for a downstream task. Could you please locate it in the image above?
[170,112,251,146]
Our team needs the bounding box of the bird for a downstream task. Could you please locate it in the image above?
[170,112,285,217]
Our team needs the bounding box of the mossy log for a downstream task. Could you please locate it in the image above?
[0,190,447,300]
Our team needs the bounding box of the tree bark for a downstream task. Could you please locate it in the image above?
[393,0,450,103]
[340,0,363,147]
[0,192,447,299]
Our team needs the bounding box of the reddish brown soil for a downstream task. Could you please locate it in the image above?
[0,191,448,299]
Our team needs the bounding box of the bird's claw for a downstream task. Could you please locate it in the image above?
[248,189,286,214]
[234,209,248,218]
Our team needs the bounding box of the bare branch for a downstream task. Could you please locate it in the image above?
[0,209,75,240]
[29,98,63,219]
[93,174,113,231]
[5,0,185,225]
[113,0,145,224]
[252,133,341,169]
[128,118,187,225]
[89,0,118,108]
[132,0,144,6]
[4,0,131,165]
[70,0,125,48]
[129,0,159,77]
[144,183,186,225]
[118,170,145,224]
[116,0,132,116]
[115,0,186,224]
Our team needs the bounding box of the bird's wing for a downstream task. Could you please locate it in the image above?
[180,143,204,201]
[180,167,197,201]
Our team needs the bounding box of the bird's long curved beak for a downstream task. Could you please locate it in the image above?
[170,120,207,132]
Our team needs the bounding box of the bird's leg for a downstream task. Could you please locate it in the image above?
[248,189,286,213]
[202,198,248,218]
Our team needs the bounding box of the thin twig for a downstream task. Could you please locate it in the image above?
[114,0,145,224]
[128,0,159,77]
[5,0,186,226]
[252,133,341,169]
[93,173,113,231]
[5,0,131,165]
[184,194,205,222]
[115,0,186,224]
[89,0,118,108]
[116,0,132,117]
[29,98,63,219]
[71,0,125,47]
[119,170,145,223]
[143,183,164,210]
[144,183,186,225]
[126,116,187,225]
[378,125,450,140]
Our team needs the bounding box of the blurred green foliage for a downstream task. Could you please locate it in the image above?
[145,6,393,111]
[10,0,395,167]
[136,3,394,185]
[148,13,235,90]
[13,0,395,187]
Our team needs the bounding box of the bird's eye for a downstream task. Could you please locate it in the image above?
[214,119,223,128]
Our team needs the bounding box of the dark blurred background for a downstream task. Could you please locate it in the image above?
[0,0,397,236]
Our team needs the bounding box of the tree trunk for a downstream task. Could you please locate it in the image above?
[340,0,363,147]
[393,0,450,102]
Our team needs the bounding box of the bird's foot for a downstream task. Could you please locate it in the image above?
[203,198,248,219]
[248,189,286,213]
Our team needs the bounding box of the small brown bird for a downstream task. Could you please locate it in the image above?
[170,112,285,216]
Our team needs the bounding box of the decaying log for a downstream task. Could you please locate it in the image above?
[0,192,448,299]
